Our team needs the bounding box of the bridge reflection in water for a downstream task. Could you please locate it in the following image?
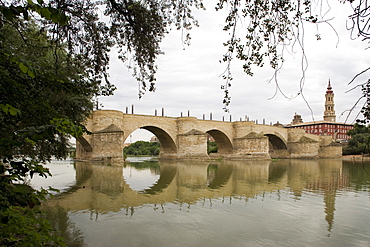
[44,159,347,232]
[40,158,370,246]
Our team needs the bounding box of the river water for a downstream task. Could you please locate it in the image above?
[31,158,370,247]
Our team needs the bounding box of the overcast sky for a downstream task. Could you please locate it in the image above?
[99,1,369,142]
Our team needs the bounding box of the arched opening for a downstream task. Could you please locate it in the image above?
[123,126,177,159]
[123,129,160,156]
[206,130,233,154]
[141,126,177,154]
[265,134,287,150]
[265,134,288,158]
[76,136,92,152]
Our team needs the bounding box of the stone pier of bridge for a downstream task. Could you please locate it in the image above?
[76,110,342,161]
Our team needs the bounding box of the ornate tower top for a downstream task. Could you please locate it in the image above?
[326,80,333,94]
[323,80,336,122]
[291,112,303,125]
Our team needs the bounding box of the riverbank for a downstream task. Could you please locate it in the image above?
[342,155,370,162]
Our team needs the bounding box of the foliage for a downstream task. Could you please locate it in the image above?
[0,1,205,244]
[355,79,370,125]
[0,206,65,246]
[207,141,218,154]
[0,21,93,162]
[216,0,370,110]
[2,0,368,111]
[0,0,205,98]
[123,141,160,156]
[0,15,97,247]
[343,123,370,155]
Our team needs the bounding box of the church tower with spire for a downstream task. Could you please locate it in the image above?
[287,79,353,141]
[323,80,336,122]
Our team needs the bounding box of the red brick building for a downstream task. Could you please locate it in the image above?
[287,119,353,141]
[286,81,353,141]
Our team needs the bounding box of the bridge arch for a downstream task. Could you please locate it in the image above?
[76,136,93,152]
[264,133,288,150]
[127,126,177,158]
[264,133,289,158]
[206,129,233,154]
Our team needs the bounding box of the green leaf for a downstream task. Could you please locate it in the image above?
[17,61,36,78]
[27,68,35,78]
[51,12,59,24]
[0,104,21,116]
[25,137,36,145]
[50,118,84,137]
[18,62,28,74]
[8,106,19,116]
[39,7,51,20]
[59,13,69,26]
[1,8,14,21]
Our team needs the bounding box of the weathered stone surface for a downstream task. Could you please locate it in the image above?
[75,110,343,161]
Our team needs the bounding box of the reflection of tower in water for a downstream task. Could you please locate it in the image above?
[304,163,349,233]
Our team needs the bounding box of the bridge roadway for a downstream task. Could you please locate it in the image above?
[76,110,342,161]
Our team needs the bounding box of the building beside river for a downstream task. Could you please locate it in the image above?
[286,80,353,142]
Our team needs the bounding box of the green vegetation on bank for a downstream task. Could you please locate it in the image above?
[343,124,370,155]
[123,140,219,156]
[123,141,160,156]
[208,141,218,154]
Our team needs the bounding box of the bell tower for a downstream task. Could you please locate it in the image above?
[323,80,336,122]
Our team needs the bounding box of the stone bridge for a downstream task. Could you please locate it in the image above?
[76,110,342,160]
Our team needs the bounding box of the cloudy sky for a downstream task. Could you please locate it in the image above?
[99,1,369,142]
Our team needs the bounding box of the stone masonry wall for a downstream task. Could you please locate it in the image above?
[75,110,342,161]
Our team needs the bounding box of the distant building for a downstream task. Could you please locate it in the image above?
[291,113,303,125]
[323,81,336,122]
[273,121,284,128]
[207,134,215,142]
[286,80,353,141]
[150,136,159,142]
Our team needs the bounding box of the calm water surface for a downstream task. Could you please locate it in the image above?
[32,158,370,247]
